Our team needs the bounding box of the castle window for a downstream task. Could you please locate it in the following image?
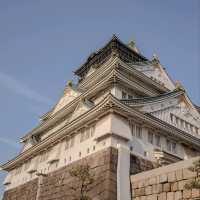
[40,151,49,162]
[136,125,142,139]
[166,140,171,152]
[70,136,75,147]
[24,161,31,171]
[80,129,85,142]
[122,91,127,99]
[148,131,154,144]
[87,148,90,154]
[180,119,184,128]
[172,142,177,154]
[15,166,22,175]
[79,152,82,157]
[130,146,133,151]
[131,124,135,136]
[65,140,70,150]
[85,129,90,139]
[155,135,161,147]
[93,146,96,151]
[195,127,199,135]
[144,151,148,157]
[175,117,179,126]
[128,95,133,99]
[170,113,173,122]
[90,125,95,137]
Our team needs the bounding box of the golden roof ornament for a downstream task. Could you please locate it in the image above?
[152,53,160,64]
[67,80,73,87]
[128,37,140,53]
[175,81,185,92]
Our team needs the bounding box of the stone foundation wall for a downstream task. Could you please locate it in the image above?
[130,154,156,175]
[3,147,118,200]
[131,157,200,200]
[2,178,38,200]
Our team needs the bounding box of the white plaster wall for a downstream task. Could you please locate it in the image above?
[110,114,132,141]
[4,123,112,190]
[111,86,122,99]
[4,113,198,190]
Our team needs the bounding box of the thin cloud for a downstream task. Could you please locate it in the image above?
[0,137,20,149]
[0,71,53,105]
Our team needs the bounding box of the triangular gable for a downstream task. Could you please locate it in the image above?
[69,99,94,122]
[141,92,200,129]
[133,62,175,91]
[52,85,80,115]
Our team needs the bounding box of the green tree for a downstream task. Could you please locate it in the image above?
[67,164,94,200]
[185,159,200,189]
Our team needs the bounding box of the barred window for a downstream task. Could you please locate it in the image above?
[136,126,142,139]
[155,135,161,147]
[122,91,127,99]
[172,142,177,154]
[148,131,154,144]
[166,140,171,152]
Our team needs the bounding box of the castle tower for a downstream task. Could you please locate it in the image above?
[1,35,200,200]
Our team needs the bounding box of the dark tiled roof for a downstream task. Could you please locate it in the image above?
[74,35,148,77]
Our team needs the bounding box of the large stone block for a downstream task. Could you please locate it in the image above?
[168,172,176,182]
[146,194,158,200]
[158,192,167,200]
[174,191,182,200]
[152,184,163,194]
[191,189,200,198]
[183,189,191,199]
[163,183,171,192]
[159,174,168,183]
[167,192,174,200]
[145,186,152,195]
[178,180,187,190]
[175,170,183,181]
[148,177,157,185]
[183,168,196,179]
[171,182,178,192]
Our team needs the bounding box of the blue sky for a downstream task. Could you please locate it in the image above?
[0,0,199,198]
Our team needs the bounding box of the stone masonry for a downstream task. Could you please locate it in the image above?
[131,157,200,200]
[2,145,157,200]
[3,147,118,200]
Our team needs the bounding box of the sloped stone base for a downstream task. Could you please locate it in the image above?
[3,147,118,200]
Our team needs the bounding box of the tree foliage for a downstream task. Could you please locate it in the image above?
[185,159,200,189]
[67,163,94,200]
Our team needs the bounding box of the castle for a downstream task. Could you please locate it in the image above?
[1,35,200,200]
